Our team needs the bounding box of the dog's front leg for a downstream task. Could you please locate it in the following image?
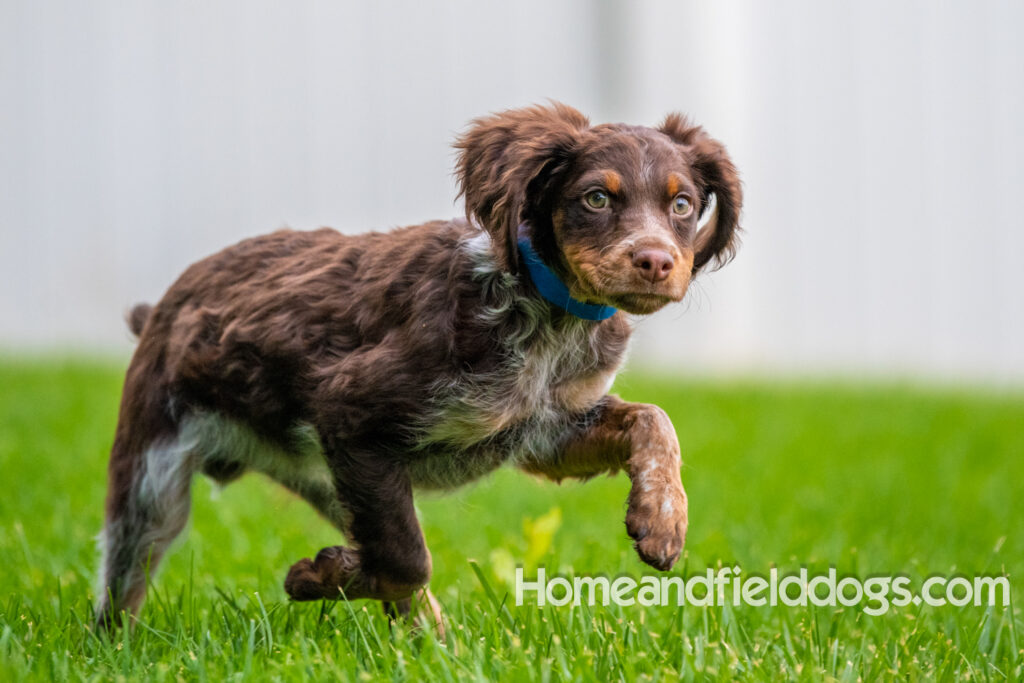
[521,396,688,571]
[284,454,433,603]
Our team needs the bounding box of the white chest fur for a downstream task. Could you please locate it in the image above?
[412,315,623,489]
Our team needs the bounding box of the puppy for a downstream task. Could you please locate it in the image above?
[95,103,742,628]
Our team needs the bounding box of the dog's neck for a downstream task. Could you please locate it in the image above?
[515,224,617,322]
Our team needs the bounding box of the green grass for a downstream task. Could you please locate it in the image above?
[0,357,1022,680]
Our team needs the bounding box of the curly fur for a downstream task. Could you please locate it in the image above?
[95,102,742,628]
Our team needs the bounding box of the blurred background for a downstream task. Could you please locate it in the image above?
[2,0,1022,382]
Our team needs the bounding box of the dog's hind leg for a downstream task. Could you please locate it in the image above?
[95,395,197,629]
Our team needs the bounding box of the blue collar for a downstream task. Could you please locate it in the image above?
[516,229,617,321]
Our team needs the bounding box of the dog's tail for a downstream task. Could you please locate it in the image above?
[126,303,153,338]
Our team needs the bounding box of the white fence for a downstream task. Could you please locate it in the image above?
[2,1,1022,381]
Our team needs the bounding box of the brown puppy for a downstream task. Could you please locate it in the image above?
[95,103,742,628]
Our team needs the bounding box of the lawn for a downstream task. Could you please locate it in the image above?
[0,357,1021,680]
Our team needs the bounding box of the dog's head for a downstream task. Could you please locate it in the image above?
[455,103,742,315]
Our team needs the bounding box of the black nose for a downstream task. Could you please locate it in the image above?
[632,249,674,283]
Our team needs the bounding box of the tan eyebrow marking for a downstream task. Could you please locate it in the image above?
[666,173,683,197]
[603,170,622,194]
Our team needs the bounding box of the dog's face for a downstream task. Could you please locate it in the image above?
[551,127,704,314]
[456,104,742,315]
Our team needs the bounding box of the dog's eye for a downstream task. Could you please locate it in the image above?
[671,194,693,217]
[584,190,610,210]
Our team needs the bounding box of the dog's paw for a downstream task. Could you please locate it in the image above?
[284,545,362,601]
[284,556,335,601]
[625,481,688,571]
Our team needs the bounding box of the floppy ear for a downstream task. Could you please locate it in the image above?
[455,103,589,273]
[659,114,743,273]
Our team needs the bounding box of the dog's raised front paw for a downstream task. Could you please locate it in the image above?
[625,481,688,571]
